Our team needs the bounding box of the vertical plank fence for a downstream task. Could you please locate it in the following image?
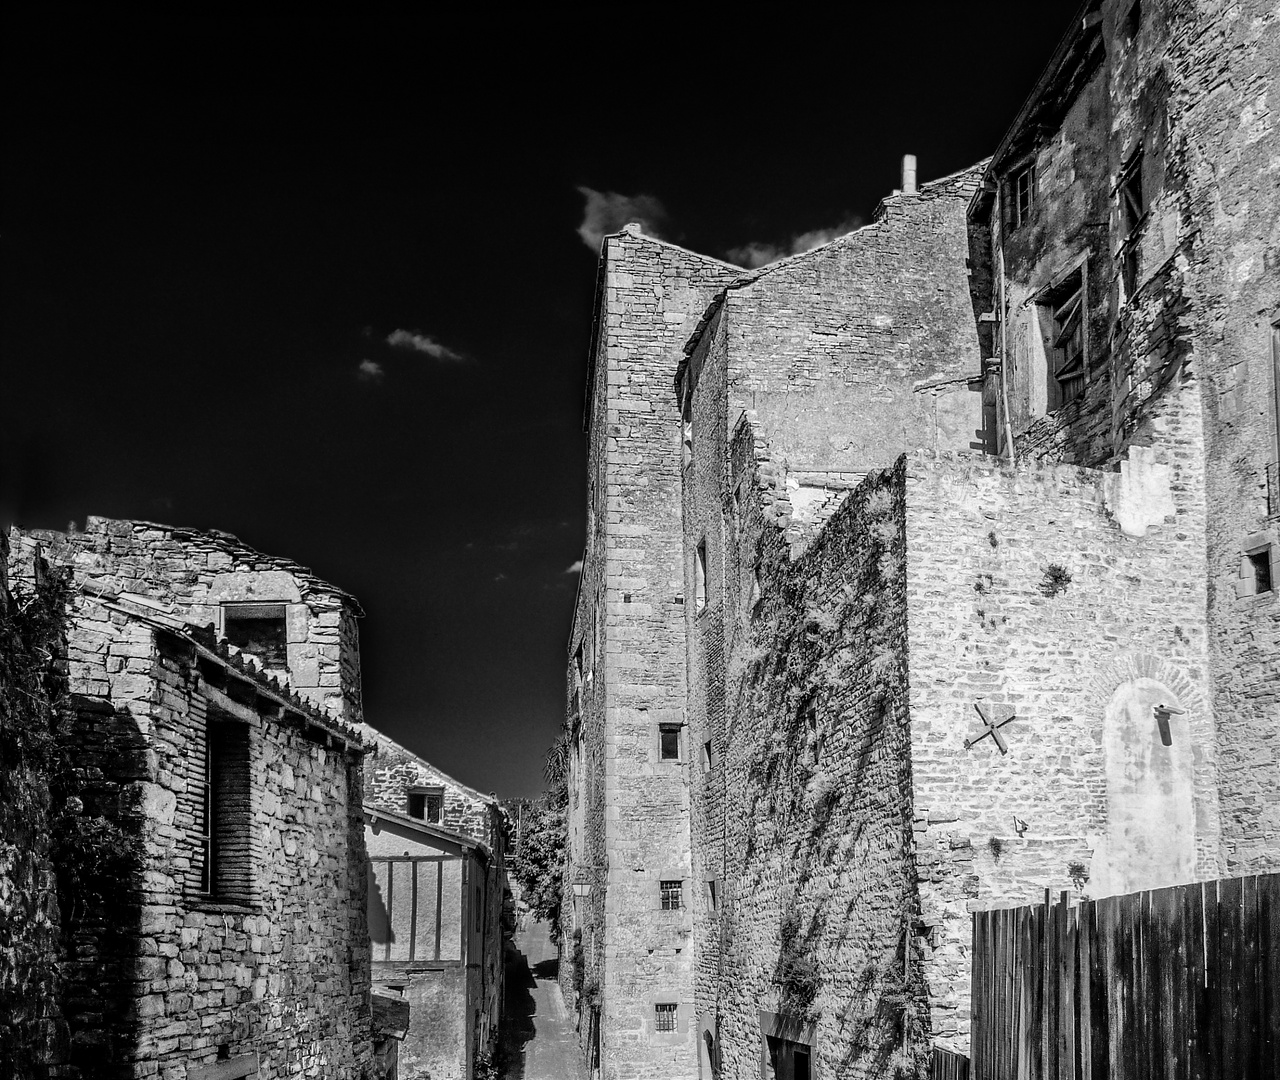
[970,873,1280,1080]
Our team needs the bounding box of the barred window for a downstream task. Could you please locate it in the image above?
[660,879,683,910]
[201,715,253,904]
[655,1003,678,1032]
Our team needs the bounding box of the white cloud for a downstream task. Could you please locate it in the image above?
[564,559,584,574]
[386,329,465,361]
[576,187,669,252]
[726,216,864,269]
[357,359,384,381]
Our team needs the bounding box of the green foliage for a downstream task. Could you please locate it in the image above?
[1067,860,1089,892]
[775,907,821,1021]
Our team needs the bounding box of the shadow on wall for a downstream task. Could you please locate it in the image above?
[367,862,393,947]
[498,936,538,1079]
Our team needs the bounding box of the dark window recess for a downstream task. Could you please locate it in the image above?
[767,1036,812,1080]
[702,739,714,772]
[1125,0,1142,41]
[659,724,681,761]
[408,788,444,823]
[1249,549,1273,594]
[655,1003,678,1032]
[660,879,683,910]
[1047,272,1086,407]
[223,604,288,668]
[203,717,253,904]
[1118,152,1146,299]
[681,401,694,468]
[706,879,717,911]
[695,541,708,611]
[1010,162,1036,229]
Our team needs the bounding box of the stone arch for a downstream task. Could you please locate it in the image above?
[1086,654,1205,897]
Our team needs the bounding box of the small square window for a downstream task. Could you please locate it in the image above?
[655,1003,678,1032]
[1249,549,1273,594]
[223,603,288,669]
[659,724,682,762]
[408,787,444,823]
[660,879,683,910]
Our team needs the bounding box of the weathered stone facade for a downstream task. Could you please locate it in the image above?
[362,734,506,1080]
[568,2,1278,1076]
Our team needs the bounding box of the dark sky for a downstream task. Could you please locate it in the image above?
[2,7,1080,799]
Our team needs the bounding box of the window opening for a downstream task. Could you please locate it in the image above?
[659,723,681,761]
[766,1036,812,1080]
[1049,272,1086,407]
[660,879,683,910]
[222,603,288,669]
[1125,0,1142,41]
[682,401,694,468]
[695,540,708,611]
[408,787,444,823]
[702,739,714,773]
[655,1003,678,1033]
[1118,151,1146,299]
[706,879,717,911]
[1249,549,1273,594]
[1010,162,1036,229]
[203,716,252,904]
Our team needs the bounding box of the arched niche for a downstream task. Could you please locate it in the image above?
[1090,677,1195,897]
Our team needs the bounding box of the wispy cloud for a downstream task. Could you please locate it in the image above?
[564,559,583,574]
[726,216,864,269]
[357,359,384,382]
[386,329,465,361]
[576,187,669,252]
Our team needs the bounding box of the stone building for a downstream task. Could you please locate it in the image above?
[566,2,1278,1077]
[4,528,374,1079]
[363,732,507,1080]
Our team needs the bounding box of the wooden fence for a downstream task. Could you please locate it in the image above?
[970,873,1280,1080]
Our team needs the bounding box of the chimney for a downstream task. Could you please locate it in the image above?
[902,154,918,195]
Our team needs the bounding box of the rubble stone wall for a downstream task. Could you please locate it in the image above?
[904,434,1214,1050]
[11,518,364,727]
[55,592,372,1079]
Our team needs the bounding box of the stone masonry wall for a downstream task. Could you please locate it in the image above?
[570,226,742,1080]
[706,447,926,1080]
[56,591,372,1079]
[904,431,1214,1051]
[718,167,988,477]
[11,518,364,727]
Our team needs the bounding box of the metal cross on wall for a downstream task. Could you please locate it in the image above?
[964,702,1017,755]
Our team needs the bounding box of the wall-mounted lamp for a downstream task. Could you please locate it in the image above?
[1153,703,1185,747]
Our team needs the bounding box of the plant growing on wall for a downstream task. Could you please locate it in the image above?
[1039,563,1073,597]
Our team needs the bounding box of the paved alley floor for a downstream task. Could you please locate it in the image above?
[500,911,586,1080]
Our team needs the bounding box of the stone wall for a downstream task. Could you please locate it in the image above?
[904,438,1214,1050]
[701,444,924,1080]
[10,518,365,727]
[0,536,72,1077]
[362,728,503,851]
[44,583,373,1078]
[567,226,742,1079]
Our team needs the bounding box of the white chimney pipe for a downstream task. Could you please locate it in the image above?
[902,154,918,195]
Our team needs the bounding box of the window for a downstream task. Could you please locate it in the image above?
[706,878,718,912]
[659,724,682,762]
[201,716,253,904]
[408,786,444,823]
[702,739,715,772]
[682,401,694,468]
[660,879,683,910]
[1249,548,1273,594]
[1048,271,1086,407]
[1118,151,1146,299]
[695,540,708,611]
[1125,0,1142,41]
[766,1036,812,1080]
[655,1003,678,1032]
[1010,161,1036,229]
[222,603,288,669]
